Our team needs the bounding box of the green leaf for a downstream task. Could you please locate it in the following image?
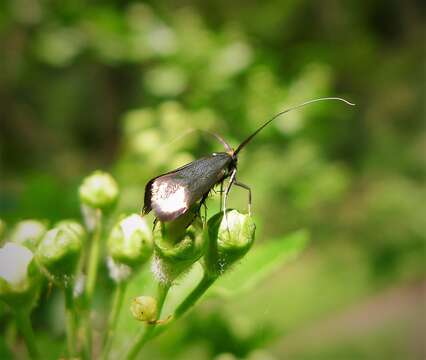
[211,229,310,297]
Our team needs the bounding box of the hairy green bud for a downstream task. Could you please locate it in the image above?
[130,296,157,323]
[152,208,205,284]
[36,221,85,284]
[79,171,119,210]
[10,220,48,250]
[107,214,153,268]
[0,243,41,306]
[205,210,255,277]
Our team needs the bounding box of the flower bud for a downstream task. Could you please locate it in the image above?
[107,214,153,269]
[130,296,157,323]
[0,243,41,306]
[151,208,205,284]
[36,221,85,284]
[79,171,119,210]
[10,220,47,250]
[205,210,255,277]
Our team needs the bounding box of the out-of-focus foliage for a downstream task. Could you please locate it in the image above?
[0,0,424,359]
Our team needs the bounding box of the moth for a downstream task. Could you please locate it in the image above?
[142,97,354,223]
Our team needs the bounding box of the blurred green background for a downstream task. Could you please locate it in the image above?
[0,0,425,359]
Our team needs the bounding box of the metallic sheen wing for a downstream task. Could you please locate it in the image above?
[143,152,233,222]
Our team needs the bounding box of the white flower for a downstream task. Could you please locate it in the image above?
[0,243,33,287]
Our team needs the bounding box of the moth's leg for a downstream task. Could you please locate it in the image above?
[152,217,159,231]
[234,180,252,216]
[219,181,224,211]
[223,169,237,229]
[198,192,209,225]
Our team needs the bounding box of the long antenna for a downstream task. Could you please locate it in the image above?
[161,128,232,152]
[234,97,355,155]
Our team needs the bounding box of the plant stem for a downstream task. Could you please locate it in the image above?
[174,273,216,319]
[15,310,39,360]
[125,273,217,359]
[86,212,102,301]
[101,281,127,360]
[83,211,103,359]
[64,285,77,358]
[125,282,170,360]
[152,273,217,341]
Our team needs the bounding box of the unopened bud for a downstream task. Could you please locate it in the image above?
[130,295,157,323]
[0,243,41,306]
[107,214,152,269]
[151,214,205,285]
[79,171,119,210]
[36,221,85,283]
[10,220,47,250]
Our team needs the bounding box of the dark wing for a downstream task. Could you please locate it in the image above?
[143,173,191,222]
[143,153,232,222]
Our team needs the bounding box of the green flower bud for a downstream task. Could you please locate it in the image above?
[205,210,255,277]
[79,171,119,210]
[36,221,85,284]
[10,220,47,250]
[152,208,205,284]
[130,296,157,323]
[0,243,41,306]
[107,214,153,268]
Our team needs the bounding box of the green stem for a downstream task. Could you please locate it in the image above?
[101,281,127,360]
[15,310,39,360]
[154,273,216,341]
[83,211,103,359]
[86,213,102,301]
[125,283,170,360]
[174,273,216,319]
[64,285,77,358]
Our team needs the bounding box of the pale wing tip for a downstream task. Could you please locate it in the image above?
[153,205,188,222]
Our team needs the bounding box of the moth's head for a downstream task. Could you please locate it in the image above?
[228,150,238,170]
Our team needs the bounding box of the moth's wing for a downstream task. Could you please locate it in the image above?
[143,153,232,222]
[142,161,196,217]
[143,172,193,222]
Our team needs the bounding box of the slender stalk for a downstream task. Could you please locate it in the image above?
[64,285,77,358]
[174,273,216,319]
[151,273,217,341]
[83,212,103,359]
[85,214,102,301]
[101,281,127,360]
[125,283,170,360]
[15,310,39,360]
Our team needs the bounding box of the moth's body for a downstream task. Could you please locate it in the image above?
[142,97,353,224]
[143,152,236,222]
